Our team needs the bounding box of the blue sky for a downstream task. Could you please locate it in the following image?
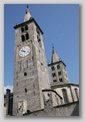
[4,4,79,88]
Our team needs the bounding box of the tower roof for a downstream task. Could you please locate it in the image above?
[24,5,32,22]
[51,45,60,63]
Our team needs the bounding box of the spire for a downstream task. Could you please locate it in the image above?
[24,5,32,22]
[52,43,54,53]
[51,44,60,63]
[26,4,28,13]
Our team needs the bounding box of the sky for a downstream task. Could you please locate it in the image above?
[4,4,79,91]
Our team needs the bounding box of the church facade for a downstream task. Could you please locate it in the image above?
[4,5,79,116]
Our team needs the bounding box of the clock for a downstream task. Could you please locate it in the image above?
[19,46,30,58]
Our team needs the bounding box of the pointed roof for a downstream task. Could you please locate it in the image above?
[24,5,32,22]
[51,45,60,63]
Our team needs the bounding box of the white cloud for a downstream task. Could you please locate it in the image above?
[4,85,13,94]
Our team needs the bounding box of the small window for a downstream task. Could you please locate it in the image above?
[21,35,25,42]
[38,39,42,47]
[37,31,40,35]
[33,91,35,95]
[58,71,61,76]
[24,72,27,76]
[57,65,60,69]
[51,66,55,71]
[53,80,57,82]
[48,93,50,96]
[52,73,56,77]
[41,63,43,65]
[59,78,63,82]
[25,25,28,30]
[36,28,40,35]
[26,33,29,40]
[16,83,18,86]
[25,88,27,93]
[37,35,39,39]
[38,38,41,42]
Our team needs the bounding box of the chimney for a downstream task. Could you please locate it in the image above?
[6,89,10,115]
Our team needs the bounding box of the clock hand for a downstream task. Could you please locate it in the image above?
[21,50,26,53]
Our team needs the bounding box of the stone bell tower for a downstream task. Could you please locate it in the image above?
[48,46,69,85]
[13,5,50,116]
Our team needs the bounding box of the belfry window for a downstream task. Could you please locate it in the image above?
[25,25,28,30]
[21,25,28,32]
[53,80,57,82]
[59,78,63,82]
[21,27,24,32]
[51,66,55,71]
[26,33,29,40]
[58,71,61,76]
[57,65,60,69]
[21,35,25,42]
[52,73,56,77]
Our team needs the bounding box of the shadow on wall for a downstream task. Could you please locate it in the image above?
[71,102,79,116]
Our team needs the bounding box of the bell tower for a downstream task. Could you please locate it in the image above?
[48,46,69,85]
[13,6,50,116]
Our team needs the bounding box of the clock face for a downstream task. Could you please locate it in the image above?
[19,46,30,57]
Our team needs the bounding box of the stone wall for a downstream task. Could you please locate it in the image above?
[23,101,79,116]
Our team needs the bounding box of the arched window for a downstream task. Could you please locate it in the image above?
[26,33,29,40]
[62,89,68,104]
[25,25,28,30]
[52,73,56,77]
[74,88,79,100]
[21,27,24,32]
[21,35,25,42]
[56,97,59,105]
[57,65,60,69]
[51,66,55,71]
